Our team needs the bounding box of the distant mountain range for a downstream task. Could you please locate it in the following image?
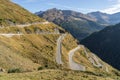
[36,9,120,40]
[81,23,120,70]
[35,8,104,40]
[88,11,120,25]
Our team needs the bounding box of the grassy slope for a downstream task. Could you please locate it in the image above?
[0,25,119,79]
[0,34,60,70]
[0,23,63,33]
[0,22,63,72]
[0,0,44,26]
[0,70,119,80]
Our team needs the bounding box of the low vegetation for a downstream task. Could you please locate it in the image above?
[0,70,120,80]
[8,68,22,73]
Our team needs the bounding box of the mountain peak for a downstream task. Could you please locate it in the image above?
[49,8,59,11]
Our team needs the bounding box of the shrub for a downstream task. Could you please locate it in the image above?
[45,64,48,68]
[38,66,43,70]
[112,70,120,76]
[8,68,21,73]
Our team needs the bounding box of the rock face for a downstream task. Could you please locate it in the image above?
[36,8,104,40]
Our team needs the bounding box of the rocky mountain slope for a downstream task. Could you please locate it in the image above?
[36,8,104,40]
[81,23,120,71]
[87,11,110,26]
[88,11,120,25]
[0,0,119,80]
[37,9,120,41]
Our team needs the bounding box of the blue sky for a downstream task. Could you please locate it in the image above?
[12,0,120,14]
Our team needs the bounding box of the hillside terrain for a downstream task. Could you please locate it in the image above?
[81,23,120,70]
[0,0,44,26]
[36,8,104,40]
[0,0,119,80]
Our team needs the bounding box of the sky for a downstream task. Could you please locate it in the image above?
[12,0,120,14]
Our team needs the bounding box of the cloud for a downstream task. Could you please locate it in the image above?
[117,0,120,2]
[101,0,120,14]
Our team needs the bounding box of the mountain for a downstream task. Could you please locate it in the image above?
[88,11,120,25]
[109,12,120,24]
[81,23,120,70]
[0,0,119,80]
[87,11,110,25]
[35,11,43,15]
[36,9,120,41]
[36,8,104,40]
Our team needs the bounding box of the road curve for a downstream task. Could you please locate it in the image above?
[80,45,109,72]
[69,45,86,71]
[90,54,102,67]
[56,34,66,64]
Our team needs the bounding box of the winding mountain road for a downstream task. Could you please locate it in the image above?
[68,45,86,71]
[90,54,102,67]
[0,21,108,71]
[81,45,103,68]
[0,21,50,28]
[0,21,59,38]
[56,34,66,64]
[16,21,49,27]
[80,45,109,72]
